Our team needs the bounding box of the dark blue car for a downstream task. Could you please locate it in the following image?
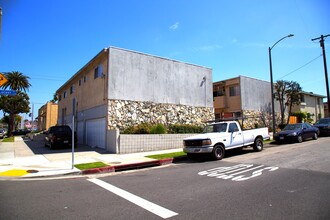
[313,118,330,136]
[274,123,319,144]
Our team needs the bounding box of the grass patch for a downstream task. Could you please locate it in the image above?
[2,136,14,142]
[74,162,109,170]
[146,151,187,160]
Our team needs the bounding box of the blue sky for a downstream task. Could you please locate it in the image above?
[0,0,329,119]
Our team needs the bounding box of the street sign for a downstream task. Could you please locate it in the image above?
[0,72,8,86]
[0,89,16,95]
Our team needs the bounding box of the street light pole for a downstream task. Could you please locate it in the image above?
[269,34,294,135]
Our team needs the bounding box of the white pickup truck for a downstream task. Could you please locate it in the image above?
[183,121,270,160]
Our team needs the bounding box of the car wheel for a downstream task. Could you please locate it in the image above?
[312,132,318,140]
[212,144,225,160]
[297,135,303,143]
[253,137,263,152]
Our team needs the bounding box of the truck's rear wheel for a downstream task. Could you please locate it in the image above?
[212,145,225,160]
[253,137,263,152]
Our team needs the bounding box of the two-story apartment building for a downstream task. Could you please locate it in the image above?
[213,75,325,128]
[38,102,58,131]
[213,76,274,128]
[56,47,213,152]
[292,91,325,121]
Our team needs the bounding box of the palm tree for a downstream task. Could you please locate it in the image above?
[2,71,31,92]
[0,71,31,136]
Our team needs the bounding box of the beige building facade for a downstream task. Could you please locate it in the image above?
[38,102,58,131]
[56,47,213,152]
[213,76,325,129]
[291,91,325,122]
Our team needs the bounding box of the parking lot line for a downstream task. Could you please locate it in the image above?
[88,178,178,219]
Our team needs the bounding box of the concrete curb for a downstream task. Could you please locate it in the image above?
[80,157,180,175]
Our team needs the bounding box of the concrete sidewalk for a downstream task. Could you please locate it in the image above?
[0,136,183,179]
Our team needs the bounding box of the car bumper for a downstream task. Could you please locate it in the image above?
[274,136,299,142]
[319,129,330,136]
[183,146,214,154]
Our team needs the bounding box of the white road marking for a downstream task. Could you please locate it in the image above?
[198,164,279,181]
[88,178,178,219]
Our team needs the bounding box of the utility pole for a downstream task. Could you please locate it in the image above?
[312,34,330,115]
[0,7,2,43]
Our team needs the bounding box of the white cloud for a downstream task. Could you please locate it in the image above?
[169,22,179,31]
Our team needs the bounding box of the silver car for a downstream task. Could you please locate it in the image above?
[0,129,7,139]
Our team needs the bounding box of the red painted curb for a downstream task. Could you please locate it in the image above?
[81,166,115,175]
[113,160,160,172]
[80,157,187,175]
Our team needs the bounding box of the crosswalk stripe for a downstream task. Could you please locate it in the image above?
[88,178,178,219]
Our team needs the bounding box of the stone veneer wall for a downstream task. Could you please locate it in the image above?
[242,110,286,130]
[108,99,214,130]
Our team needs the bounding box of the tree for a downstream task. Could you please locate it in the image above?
[274,80,288,126]
[274,80,302,127]
[0,71,31,136]
[2,71,31,92]
[50,92,58,103]
[285,81,302,125]
[0,91,30,135]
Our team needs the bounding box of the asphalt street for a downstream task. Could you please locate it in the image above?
[1,137,330,220]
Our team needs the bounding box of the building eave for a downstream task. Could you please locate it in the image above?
[56,48,109,93]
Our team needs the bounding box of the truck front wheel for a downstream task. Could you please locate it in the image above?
[212,145,225,160]
[253,137,263,152]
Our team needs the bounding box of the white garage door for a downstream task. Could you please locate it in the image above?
[86,118,106,149]
[77,121,84,145]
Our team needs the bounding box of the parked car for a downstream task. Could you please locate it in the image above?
[274,123,319,144]
[44,125,77,149]
[12,129,31,136]
[0,129,7,139]
[313,117,330,136]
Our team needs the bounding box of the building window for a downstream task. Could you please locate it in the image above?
[63,91,67,99]
[70,85,74,94]
[213,87,225,97]
[234,112,242,118]
[229,86,240,96]
[58,94,62,101]
[79,79,82,86]
[84,75,87,83]
[300,94,305,103]
[94,64,103,79]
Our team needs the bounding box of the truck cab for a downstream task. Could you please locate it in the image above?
[183,121,269,160]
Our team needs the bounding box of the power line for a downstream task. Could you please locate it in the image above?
[278,54,322,79]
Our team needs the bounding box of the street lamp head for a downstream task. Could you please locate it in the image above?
[288,34,294,38]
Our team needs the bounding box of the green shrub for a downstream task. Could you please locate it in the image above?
[122,123,153,134]
[122,123,203,134]
[150,124,167,134]
[291,111,307,123]
[168,124,203,134]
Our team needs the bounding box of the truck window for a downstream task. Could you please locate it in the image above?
[203,123,227,133]
[228,123,239,132]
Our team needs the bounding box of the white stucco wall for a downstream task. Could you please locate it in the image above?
[107,47,213,107]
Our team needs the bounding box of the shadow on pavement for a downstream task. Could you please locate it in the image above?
[22,134,110,155]
[173,148,258,164]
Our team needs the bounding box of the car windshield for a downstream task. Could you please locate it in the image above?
[315,118,330,124]
[283,124,302,131]
[203,123,227,133]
